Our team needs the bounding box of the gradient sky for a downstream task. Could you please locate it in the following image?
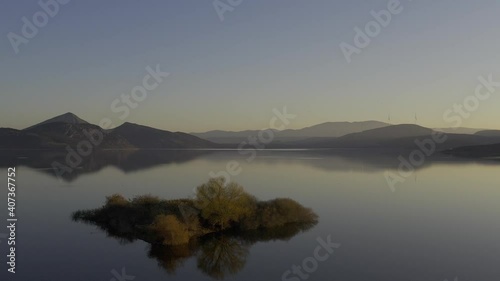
[1,0,500,132]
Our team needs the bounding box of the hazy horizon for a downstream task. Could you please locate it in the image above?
[2,111,497,133]
[2,0,500,132]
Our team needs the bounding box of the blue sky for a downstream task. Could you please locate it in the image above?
[1,0,500,132]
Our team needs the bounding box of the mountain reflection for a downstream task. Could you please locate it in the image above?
[2,149,499,182]
[0,149,214,182]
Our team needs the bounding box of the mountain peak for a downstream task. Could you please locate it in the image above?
[121,122,136,126]
[24,112,89,130]
[343,124,434,140]
[117,122,149,130]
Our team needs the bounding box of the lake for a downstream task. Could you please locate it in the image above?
[1,149,499,280]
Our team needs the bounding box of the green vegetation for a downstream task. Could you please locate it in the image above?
[73,177,318,246]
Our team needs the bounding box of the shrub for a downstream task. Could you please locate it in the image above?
[177,205,201,232]
[241,198,318,230]
[105,194,129,206]
[270,198,318,224]
[132,194,161,206]
[151,215,190,245]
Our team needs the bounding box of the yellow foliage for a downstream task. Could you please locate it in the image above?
[151,215,190,245]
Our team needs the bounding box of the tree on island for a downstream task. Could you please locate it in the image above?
[72,177,318,248]
[195,177,256,230]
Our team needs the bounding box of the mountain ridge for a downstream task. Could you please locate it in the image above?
[285,124,500,150]
[1,113,217,150]
[3,113,500,152]
[112,122,217,149]
[191,121,391,144]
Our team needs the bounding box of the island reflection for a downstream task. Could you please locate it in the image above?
[77,217,315,279]
[72,178,318,279]
[147,223,314,279]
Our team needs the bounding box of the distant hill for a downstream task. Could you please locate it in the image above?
[279,121,390,138]
[191,129,279,144]
[3,114,499,151]
[113,122,217,149]
[444,142,500,158]
[287,124,500,150]
[192,121,390,144]
[288,124,432,148]
[1,113,217,150]
[340,124,433,140]
[433,127,484,135]
[475,130,500,137]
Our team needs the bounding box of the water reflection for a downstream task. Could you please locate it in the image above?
[0,149,214,181]
[150,224,316,279]
[1,149,499,182]
[74,210,315,279]
[147,235,250,279]
[2,149,500,281]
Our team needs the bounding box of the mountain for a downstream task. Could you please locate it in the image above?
[279,121,390,138]
[192,121,390,144]
[445,131,500,158]
[338,124,433,140]
[0,128,46,149]
[24,122,134,149]
[433,127,484,135]
[288,124,432,148]
[113,122,217,149]
[288,124,500,150]
[24,112,89,130]
[191,130,279,144]
[1,113,216,150]
[444,142,500,158]
[475,130,500,137]
[4,114,499,151]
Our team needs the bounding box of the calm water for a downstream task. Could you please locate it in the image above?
[1,150,500,280]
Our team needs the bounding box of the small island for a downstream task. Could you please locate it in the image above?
[73,177,318,246]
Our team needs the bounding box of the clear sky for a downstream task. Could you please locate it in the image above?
[1,0,500,132]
